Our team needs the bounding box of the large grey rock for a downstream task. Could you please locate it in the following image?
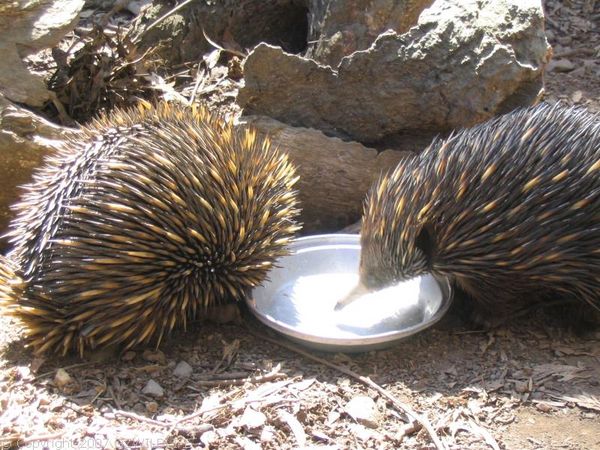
[305,0,434,67]
[0,97,408,249]
[239,115,411,233]
[0,0,85,106]
[0,94,79,251]
[239,0,551,143]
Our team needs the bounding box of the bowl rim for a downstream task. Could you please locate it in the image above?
[247,233,453,348]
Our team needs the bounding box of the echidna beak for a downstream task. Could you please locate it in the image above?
[334,282,370,311]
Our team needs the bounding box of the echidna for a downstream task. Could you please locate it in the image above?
[0,103,300,355]
[354,103,599,325]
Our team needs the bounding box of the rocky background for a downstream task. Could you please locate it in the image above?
[0,0,599,449]
[0,0,556,244]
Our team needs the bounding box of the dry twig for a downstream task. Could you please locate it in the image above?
[190,364,286,387]
[249,330,447,450]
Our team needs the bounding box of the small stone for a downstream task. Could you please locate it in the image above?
[173,361,193,378]
[535,402,552,413]
[260,425,276,443]
[121,351,136,362]
[235,436,261,450]
[571,90,583,103]
[142,379,164,398]
[349,423,376,442]
[142,349,166,364]
[126,0,152,15]
[30,357,46,373]
[514,380,529,393]
[54,368,72,389]
[201,430,218,446]
[145,401,159,413]
[344,396,381,429]
[547,59,575,73]
[238,406,266,430]
[15,366,31,381]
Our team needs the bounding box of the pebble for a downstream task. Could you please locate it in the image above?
[547,59,575,73]
[571,90,583,103]
[535,402,553,413]
[260,426,276,443]
[126,0,152,16]
[514,380,529,393]
[344,396,381,429]
[238,406,266,430]
[200,430,218,446]
[54,368,72,389]
[142,349,166,364]
[142,379,164,397]
[121,351,136,362]
[15,366,31,381]
[173,360,193,378]
[145,401,159,413]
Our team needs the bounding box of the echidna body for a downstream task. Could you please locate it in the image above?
[359,103,599,324]
[0,103,300,355]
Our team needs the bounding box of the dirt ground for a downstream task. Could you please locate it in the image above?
[1,1,599,449]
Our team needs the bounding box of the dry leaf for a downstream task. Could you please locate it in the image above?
[278,410,307,446]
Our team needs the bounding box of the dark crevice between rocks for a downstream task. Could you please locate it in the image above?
[140,1,310,65]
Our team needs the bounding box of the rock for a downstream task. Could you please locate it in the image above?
[237,406,266,430]
[145,401,159,413]
[200,430,218,446]
[54,368,72,389]
[305,0,434,67]
[13,366,31,382]
[0,0,85,106]
[238,115,412,233]
[345,396,381,429]
[142,349,166,364]
[547,59,576,73]
[173,361,193,378]
[121,351,136,362]
[239,0,551,143]
[142,379,164,398]
[0,94,78,251]
[126,0,152,16]
[260,426,276,443]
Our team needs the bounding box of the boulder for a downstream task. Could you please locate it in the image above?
[0,0,85,106]
[239,115,411,233]
[238,0,552,143]
[305,0,434,67]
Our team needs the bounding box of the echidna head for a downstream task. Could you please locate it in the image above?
[359,163,434,291]
[359,222,432,291]
[336,153,443,310]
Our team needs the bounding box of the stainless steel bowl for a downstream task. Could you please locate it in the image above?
[247,234,453,352]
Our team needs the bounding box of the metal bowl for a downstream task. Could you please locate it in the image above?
[247,234,453,352]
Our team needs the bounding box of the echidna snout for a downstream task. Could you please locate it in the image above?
[0,103,301,355]
[359,103,600,326]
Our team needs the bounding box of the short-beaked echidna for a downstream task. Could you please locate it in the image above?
[0,103,300,355]
[357,103,599,325]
